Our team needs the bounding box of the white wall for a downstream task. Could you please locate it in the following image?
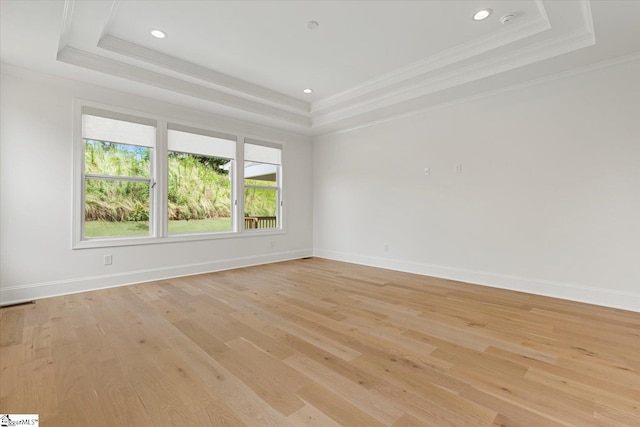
[0,66,313,304]
[3,60,639,312]
[314,59,640,312]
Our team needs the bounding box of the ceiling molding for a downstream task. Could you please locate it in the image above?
[57,0,75,53]
[310,0,596,125]
[97,35,309,114]
[98,0,121,41]
[311,7,552,114]
[56,47,312,129]
[533,0,550,24]
[47,0,613,137]
[580,0,595,36]
[316,52,640,138]
[311,26,596,129]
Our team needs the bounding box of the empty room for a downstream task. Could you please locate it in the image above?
[1,1,639,426]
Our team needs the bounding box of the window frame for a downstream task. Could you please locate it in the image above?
[166,124,237,236]
[72,100,285,249]
[243,139,283,232]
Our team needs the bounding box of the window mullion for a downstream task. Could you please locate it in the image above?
[244,185,277,190]
[236,136,245,232]
[155,121,168,238]
[73,100,84,246]
[278,164,283,229]
[85,174,150,183]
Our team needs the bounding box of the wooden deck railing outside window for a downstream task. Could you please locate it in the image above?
[244,216,277,229]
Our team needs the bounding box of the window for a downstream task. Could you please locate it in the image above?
[243,142,282,230]
[167,126,235,234]
[74,104,284,247]
[81,111,156,238]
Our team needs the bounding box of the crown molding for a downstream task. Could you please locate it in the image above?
[57,0,75,53]
[95,0,307,113]
[315,52,640,138]
[53,0,605,137]
[97,35,310,114]
[56,47,312,129]
[310,0,595,130]
[311,3,552,114]
[311,26,596,129]
[580,0,595,36]
[98,0,121,41]
[1,61,314,144]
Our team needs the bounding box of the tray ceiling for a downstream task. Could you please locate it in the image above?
[1,0,639,135]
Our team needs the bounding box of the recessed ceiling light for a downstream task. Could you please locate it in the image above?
[303,88,313,94]
[473,9,492,21]
[150,29,166,39]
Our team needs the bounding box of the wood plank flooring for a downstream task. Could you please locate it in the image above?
[1,258,639,426]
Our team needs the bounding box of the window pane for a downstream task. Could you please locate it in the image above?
[168,152,232,234]
[84,140,151,177]
[84,179,150,238]
[244,162,277,187]
[244,187,277,229]
[244,160,279,230]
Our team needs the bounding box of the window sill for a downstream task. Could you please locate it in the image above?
[72,228,286,249]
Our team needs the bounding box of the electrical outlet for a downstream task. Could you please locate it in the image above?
[383,244,389,252]
[455,163,463,173]
[104,254,112,265]
[424,167,430,176]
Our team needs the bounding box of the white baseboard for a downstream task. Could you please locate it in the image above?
[4,248,637,313]
[313,249,640,313]
[0,249,312,306]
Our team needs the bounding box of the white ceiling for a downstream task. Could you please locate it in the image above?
[107,0,545,101]
[1,1,640,136]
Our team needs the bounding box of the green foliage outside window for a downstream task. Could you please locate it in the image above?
[84,140,151,223]
[83,140,279,237]
[84,140,232,224]
[167,151,231,221]
[244,184,277,217]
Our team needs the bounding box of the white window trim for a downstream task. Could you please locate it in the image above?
[72,99,285,250]
[243,138,284,232]
[236,136,245,232]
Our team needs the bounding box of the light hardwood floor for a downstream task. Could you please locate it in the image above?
[1,258,639,426]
